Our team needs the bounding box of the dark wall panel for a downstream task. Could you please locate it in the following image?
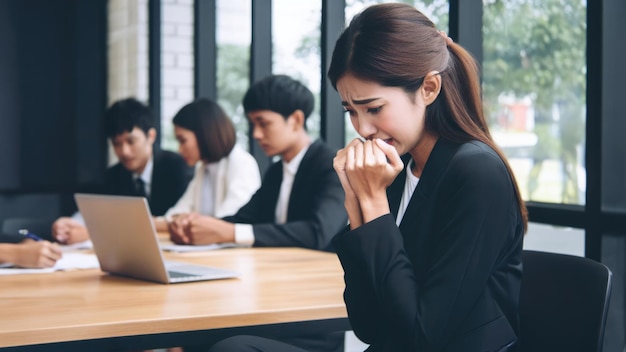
[15,0,76,189]
[0,0,107,220]
[0,1,20,189]
[73,0,108,187]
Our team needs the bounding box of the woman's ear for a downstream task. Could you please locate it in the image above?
[421,71,442,106]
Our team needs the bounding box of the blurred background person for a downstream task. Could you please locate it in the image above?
[52,98,193,244]
[154,98,260,232]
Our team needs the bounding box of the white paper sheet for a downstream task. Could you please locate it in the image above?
[159,242,237,252]
[0,252,99,275]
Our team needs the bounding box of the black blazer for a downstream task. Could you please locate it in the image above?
[99,150,192,216]
[333,139,524,352]
[223,140,347,252]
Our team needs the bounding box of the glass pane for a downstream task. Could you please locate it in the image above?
[523,222,584,257]
[107,0,149,105]
[160,0,194,151]
[345,0,448,28]
[216,0,251,150]
[483,0,587,205]
[272,0,322,139]
[107,0,149,165]
[343,0,449,145]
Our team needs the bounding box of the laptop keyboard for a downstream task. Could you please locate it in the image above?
[165,261,239,282]
[168,271,199,279]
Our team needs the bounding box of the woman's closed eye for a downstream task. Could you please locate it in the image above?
[344,105,383,116]
[367,106,383,114]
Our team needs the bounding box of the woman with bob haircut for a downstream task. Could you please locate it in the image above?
[155,98,261,233]
[208,3,527,351]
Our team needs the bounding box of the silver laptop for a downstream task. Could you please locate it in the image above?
[75,193,238,284]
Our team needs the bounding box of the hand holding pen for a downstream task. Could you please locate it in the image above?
[15,229,63,268]
[18,228,44,241]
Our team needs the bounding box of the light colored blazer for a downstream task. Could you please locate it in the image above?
[164,145,261,220]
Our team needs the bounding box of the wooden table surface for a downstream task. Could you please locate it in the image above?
[0,247,348,350]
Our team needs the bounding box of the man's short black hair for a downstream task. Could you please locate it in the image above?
[242,74,314,125]
[104,98,155,139]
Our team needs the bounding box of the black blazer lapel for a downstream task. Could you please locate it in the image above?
[261,162,283,221]
[147,150,170,215]
[395,139,460,258]
[399,138,460,222]
[287,140,324,218]
[112,164,136,196]
[387,155,409,220]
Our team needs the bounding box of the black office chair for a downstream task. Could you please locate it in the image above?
[1,217,55,241]
[519,250,612,352]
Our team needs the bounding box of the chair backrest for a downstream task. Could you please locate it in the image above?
[1,217,55,241]
[519,250,612,352]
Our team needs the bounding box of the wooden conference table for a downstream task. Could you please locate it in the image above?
[0,246,349,351]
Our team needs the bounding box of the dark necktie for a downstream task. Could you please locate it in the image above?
[135,177,147,198]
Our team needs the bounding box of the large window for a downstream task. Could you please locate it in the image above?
[107,0,149,105]
[108,0,194,153]
[483,1,587,255]
[272,0,322,139]
[483,0,587,205]
[345,0,448,26]
[216,0,251,149]
[107,0,149,165]
[160,0,195,151]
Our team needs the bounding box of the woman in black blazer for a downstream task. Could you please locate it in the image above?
[209,3,527,352]
[327,3,527,352]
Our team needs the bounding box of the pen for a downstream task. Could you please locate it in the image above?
[18,229,44,242]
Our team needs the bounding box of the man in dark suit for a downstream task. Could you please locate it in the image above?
[168,75,347,352]
[51,98,192,244]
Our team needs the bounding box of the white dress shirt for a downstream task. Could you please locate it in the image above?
[199,162,219,216]
[164,145,261,220]
[396,159,419,226]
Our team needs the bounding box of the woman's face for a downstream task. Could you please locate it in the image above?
[336,73,427,157]
[174,125,201,166]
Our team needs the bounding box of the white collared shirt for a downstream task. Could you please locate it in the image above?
[199,161,220,216]
[396,159,420,226]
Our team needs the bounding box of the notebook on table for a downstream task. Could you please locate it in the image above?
[74,193,238,284]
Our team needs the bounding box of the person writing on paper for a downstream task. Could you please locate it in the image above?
[0,233,62,268]
[154,98,261,232]
[208,3,527,352]
[168,74,348,253]
[51,98,192,244]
